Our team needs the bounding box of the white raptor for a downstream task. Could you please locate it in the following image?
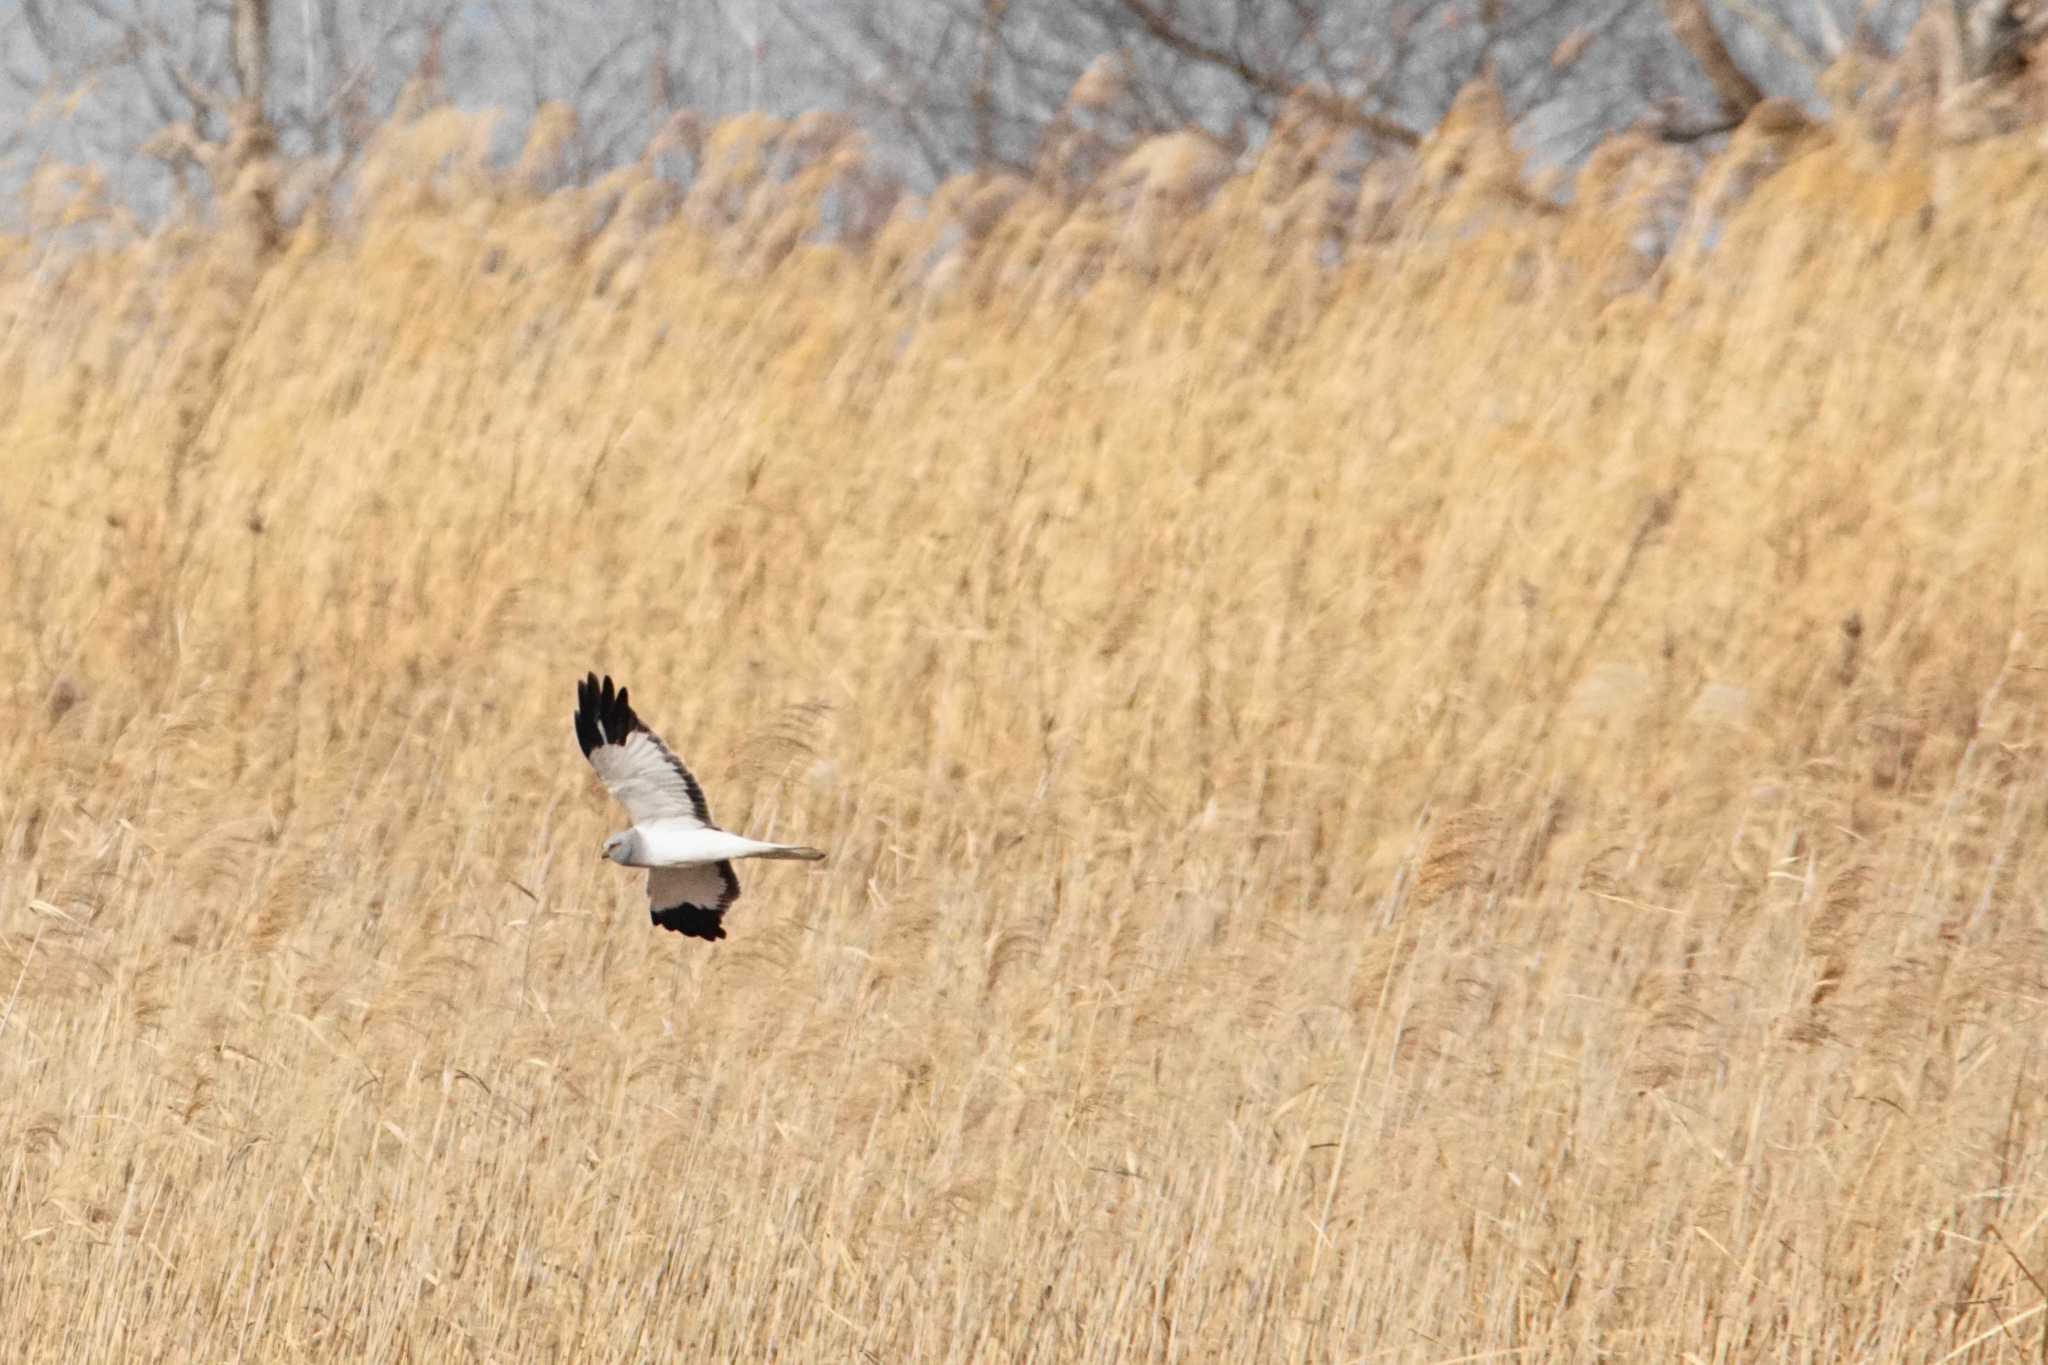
[575,672,825,942]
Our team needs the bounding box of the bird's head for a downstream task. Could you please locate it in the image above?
[601,831,634,864]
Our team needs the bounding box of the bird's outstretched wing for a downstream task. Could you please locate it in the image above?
[646,861,741,941]
[574,673,714,828]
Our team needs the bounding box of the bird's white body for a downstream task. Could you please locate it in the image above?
[607,822,822,868]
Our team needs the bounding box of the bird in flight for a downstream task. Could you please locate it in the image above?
[575,673,825,941]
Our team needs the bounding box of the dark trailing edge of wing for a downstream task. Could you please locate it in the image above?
[649,861,742,942]
[575,672,715,825]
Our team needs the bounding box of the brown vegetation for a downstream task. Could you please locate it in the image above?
[5,89,2048,1360]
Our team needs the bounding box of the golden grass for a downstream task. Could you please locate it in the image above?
[5,104,2048,1360]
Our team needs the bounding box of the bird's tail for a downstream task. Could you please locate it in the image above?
[756,844,827,861]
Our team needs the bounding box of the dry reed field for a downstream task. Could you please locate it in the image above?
[7,91,2048,1361]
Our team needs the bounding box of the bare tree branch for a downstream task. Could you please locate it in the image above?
[1112,0,1423,146]
[1721,0,1828,72]
[1659,0,1765,120]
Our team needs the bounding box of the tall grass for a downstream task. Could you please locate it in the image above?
[4,96,2048,1360]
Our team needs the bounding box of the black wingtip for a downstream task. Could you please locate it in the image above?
[651,904,727,941]
[575,672,645,756]
[649,863,739,942]
[574,672,604,758]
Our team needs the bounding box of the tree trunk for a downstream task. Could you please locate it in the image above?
[228,0,278,251]
[232,0,269,111]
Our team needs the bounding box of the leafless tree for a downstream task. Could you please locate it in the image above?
[781,0,1638,179]
[5,0,2045,227]
[3,0,789,219]
[1650,0,2046,139]
[783,0,2048,188]
[7,0,453,217]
